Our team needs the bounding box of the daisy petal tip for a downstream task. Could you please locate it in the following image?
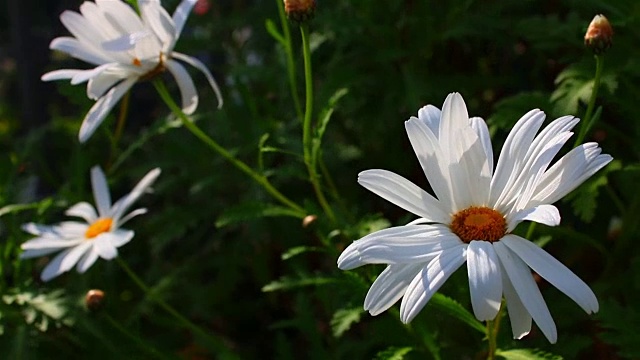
[336,250,361,270]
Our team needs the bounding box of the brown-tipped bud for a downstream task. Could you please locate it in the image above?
[284,0,316,23]
[85,289,105,312]
[584,15,613,54]
[302,214,317,228]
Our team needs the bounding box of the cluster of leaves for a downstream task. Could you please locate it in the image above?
[0,0,638,359]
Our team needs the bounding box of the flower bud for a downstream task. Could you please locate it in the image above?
[584,15,613,54]
[302,214,317,228]
[284,0,316,23]
[85,289,105,312]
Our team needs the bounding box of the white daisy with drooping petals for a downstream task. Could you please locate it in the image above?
[42,0,223,142]
[21,166,161,281]
[337,93,612,343]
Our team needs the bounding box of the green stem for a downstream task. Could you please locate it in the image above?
[277,0,303,121]
[152,80,305,216]
[115,257,234,356]
[525,222,537,239]
[300,24,336,223]
[103,312,169,359]
[574,55,604,147]
[108,91,131,171]
[486,302,504,360]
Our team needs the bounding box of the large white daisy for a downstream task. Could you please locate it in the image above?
[337,93,612,343]
[21,166,161,281]
[42,0,223,142]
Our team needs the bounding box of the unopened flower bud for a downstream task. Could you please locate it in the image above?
[584,15,613,54]
[85,289,105,312]
[284,0,316,23]
[302,214,317,228]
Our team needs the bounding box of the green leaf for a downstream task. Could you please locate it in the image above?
[281,246,324,260]
[564,160,621,222]
[497,348,563,360]
[311,88,349,163]
[597,300,640,358]
[3,288,71,332]
[0,198,55,218]
[374,346,413,360]
[265,19,285,45]
[262,275,337,292]
[330,307,363,337]
[487,92,551,132]
[216,202,305,227]
[551,61,617,116]
[428,293,485,334]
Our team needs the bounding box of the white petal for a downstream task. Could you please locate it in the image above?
[103,229,135,248]
[101,31,150,52]
[70,63,114,85]
[506,204,560,232]
[404,117,454,210]
[41,69,84,82]
[337,225,461,269]
[139,0,176,52]
[165,59,198,114]
[22,222,60,236]
[399,245,467,323]
[93,234,118,260]
[502,235,598,314]
[357,169,449,223]
[469,117,493,175]
[49,37,107,65]
[91,166,112,217]
[172,52,223,109]
[87,71,128,100]
[21,247,67,259]
[96,0,146,34]
[110,168,161,223]
[494,241,557,343]
[172,0,197,39]
[21,237,83,251]
[467,241,502,321]
[489,109,546,207]
[58,242,93,273]
[65,202,98,223]
[415,105,441,137]
[79,77,136,143]
[500,260,532,339]
[118,208,148,227]
[76,247,100,273]
[60,10,107,51]
[365,263,424,316]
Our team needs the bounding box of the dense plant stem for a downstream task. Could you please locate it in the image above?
[277,0,303,121]
[115,257,234,356]
[486,304,503,360]
[300,24,336,223]
[574,55,604,147]
[153,80,306,216]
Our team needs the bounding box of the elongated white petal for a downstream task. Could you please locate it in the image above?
[49,37,107,65]
[101,31,150,52]
[22,222,61,236]
[87,72,128,100]
[79,77,136,143]
[500,260,532,339]
[118,209,148,227]
[467,241,502,321]
[40,247,75,281]
[365,263,425,316]
[58,242,93,273]
[494,241,557,343]
[357,169,449,223]
[21,237,83,251]
[337,226,462,269]
[172,0,197,39]
[415,105,441,138]
[165,59,198,114]
[507,204,560,232]
[172,52,223,109]
[91,166,112,217]
[21,247,67,259]
[489,109,546,207]
[96,0,146,34]
[60,10,107,50]
[469,117,493,175]
[110,168,161,223]
[42,69,84,82]
[70,63,113,85]
[104,229,135,248]
[76,247,100,273]
[502,235,598,313]
[140,0,176,52]
[399,245,466,323]
[404,117,454,210]
[65,202,98,223]
[93,234,118,260]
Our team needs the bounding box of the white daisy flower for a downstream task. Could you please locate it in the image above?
[42,0,223,143]
[337,93,612,343]
[21,166,161,281]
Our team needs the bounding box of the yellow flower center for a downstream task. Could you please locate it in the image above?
[450,206,506,243]
[85,218,113,239]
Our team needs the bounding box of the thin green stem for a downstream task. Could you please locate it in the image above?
[115,257,234,356]
[103,312,169,359]
[108,91,131,171]
[525,222,537,239]
[152,80,305,216]
[574,55,604,147]
[277,0,303,121]
[486,301,504,360]
[300,24,336,223]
